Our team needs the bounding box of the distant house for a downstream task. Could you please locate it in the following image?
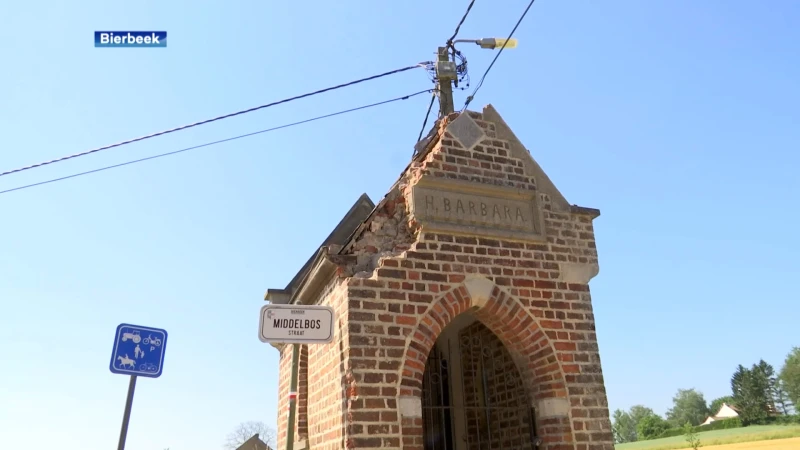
[701,403,739,425]
[235,434,272,450]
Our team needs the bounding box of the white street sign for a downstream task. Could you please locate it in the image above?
[258,304,335,344]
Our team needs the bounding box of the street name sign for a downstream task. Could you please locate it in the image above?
[109,323,168,378]
[259,304,334,344]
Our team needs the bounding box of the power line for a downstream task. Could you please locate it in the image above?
[445,0,478,95]
[0,63,432,179]
[462,0,536,111]
[0,89,432,196]
[447,0,477,45]
[416,92,437,142]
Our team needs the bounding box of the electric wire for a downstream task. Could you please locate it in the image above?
[445,0,475,90]
[416,92,437,142]
[447,0,477,45]
[0,63,433,179]
[462,0,536,111]
[0,90,433,196]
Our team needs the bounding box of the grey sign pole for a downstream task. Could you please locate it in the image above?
[285,344,300,450]
[117,375,138,450]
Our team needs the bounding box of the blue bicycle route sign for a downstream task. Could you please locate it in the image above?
[109,323,168,378]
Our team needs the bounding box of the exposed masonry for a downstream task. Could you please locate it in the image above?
[273,107,613,450]
[348,189,416,277]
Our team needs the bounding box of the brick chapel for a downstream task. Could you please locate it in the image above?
[265,105,614,450]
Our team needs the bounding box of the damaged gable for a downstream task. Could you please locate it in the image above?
[266,104,599,306]
[264,193,375,305]
[337,187,416,275]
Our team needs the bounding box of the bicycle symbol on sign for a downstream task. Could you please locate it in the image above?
[139,363,158,373]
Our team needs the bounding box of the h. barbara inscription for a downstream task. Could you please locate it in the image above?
[410,178,543,240]
[422,195,528,224]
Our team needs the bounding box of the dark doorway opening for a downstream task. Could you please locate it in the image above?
[421,315,539,450]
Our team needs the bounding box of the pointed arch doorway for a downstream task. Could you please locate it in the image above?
[421,313,541,450]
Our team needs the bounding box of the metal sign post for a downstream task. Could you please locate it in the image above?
[117,375,137,450]
[109,323,169,450]
[259,304,334,450]
[286,343,300,450]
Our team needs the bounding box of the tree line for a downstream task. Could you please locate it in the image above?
[612,347,800,444]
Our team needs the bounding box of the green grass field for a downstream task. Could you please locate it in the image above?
[616,425,800,450]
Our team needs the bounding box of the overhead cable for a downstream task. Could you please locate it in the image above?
[416,92,438,142]
[0,90,433,196]
[0,63,432,178]
[447,0,478,45]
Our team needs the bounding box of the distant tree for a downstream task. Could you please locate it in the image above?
[773,378,794,415]
[708,396,735,416]
[731,364,770,425]
[629,405,657,427]
[612,409,636,443]
[683,422,702,450]
[666,389,710,427]
[754,360,779,414]
[636,413,669,441]
[638,414,670,440]
[225,421,276,450]
[612,405,658,443]
[779,347,800,409]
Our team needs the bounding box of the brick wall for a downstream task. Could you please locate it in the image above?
[275,109,613,450]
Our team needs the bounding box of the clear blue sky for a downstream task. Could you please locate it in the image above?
[1,1,799,449]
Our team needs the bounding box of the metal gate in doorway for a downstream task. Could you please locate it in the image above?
[421,320,539,450]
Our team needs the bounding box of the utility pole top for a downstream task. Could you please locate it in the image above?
[435,46,457,117]
[433,37,519,118]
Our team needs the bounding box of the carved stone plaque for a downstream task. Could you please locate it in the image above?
[410,177,544,241]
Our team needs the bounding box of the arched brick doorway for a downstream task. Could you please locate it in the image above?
[421,313,540,450]
[399,279,577,450]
